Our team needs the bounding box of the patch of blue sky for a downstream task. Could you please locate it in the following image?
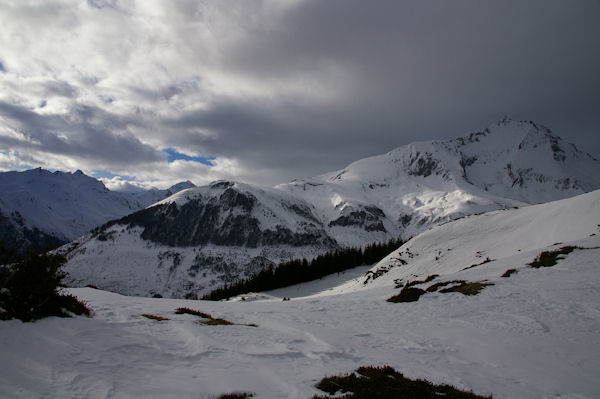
[164,148,215,166]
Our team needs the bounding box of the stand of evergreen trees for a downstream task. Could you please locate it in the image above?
[0,244,91,322]
[202,237,405,301]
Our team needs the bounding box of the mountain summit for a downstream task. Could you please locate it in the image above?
[62,119,600,298]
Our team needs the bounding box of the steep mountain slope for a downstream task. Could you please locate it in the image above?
[2,191,599,398]
[0,168,194,255]
[62,119,600,297]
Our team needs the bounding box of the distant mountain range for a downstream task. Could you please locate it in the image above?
[54,118,600,298]
[0,168,195,256]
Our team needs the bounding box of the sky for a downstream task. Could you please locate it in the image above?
[0,0,599,190]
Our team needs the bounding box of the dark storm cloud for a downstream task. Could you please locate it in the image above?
[162,95,409,177]
[0,101,163,165]
[215,0,600,166]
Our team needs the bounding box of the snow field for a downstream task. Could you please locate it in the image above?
[1,240,599,398]
[2,190,600,398]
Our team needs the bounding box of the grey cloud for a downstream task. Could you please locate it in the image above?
[0,101,163,165]
[86,0,120,11]
[42,80,79,98]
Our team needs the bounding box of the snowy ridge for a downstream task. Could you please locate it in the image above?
[62,119,600,297]
[2,190,599,398]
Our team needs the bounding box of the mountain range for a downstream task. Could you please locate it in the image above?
[54,118,600,298]
[0,168,195,256]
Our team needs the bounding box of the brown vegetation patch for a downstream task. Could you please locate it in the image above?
[387,287,426,303]
[215,393,254,399]
[313,365,491,399]
[174,307,257,327]
[141,314,170,321]
[439,281,494,296]
[462,257,494,271]
[528,246,578,268]
[204,318,235,326]
[426,280,464,293]
[401,274,439,288]
[388,279,494,303]
[501,269,517,278]
[175,307,212,319]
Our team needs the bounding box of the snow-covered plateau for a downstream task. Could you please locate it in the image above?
[1,189,599,398]
[62,118,600,298]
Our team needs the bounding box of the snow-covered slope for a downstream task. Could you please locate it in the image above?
[2,190,599,398]
[319,187,600,296]
[63,119,600,297]
[0,168,195,254]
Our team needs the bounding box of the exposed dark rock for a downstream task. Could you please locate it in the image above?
[282,202,320,224]
[398,214,412,226]
[459,153,478,181]
[329,205,387,232]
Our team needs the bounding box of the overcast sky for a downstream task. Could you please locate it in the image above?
[0,0,599,190]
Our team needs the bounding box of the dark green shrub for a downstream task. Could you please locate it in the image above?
[0,253,91,322]
[313,365,491,399]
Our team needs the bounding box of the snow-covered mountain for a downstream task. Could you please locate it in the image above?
[0,168,195,255]
[62,118,600,298]
[280,117,600,240]
[3,189,599,398]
